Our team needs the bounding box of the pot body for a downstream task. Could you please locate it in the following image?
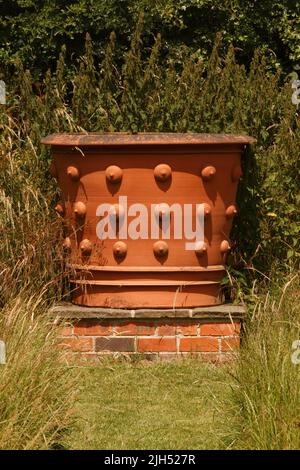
[42,133,253,308]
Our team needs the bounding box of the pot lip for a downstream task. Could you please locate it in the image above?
[41,132,255,146]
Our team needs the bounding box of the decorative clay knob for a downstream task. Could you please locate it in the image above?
[196,203,211,218]
[113,241,127,259]
[203,203,211,217]
[153,241,169,258]
[49,162,57,179]
[55,203,65,216]
[220,240,231,254]
[67,166,80,181]
[154,164,172,182]
[231,165,243,182]
[74,201,87,218]
[105,165,123,184]
[62,237,71,253]
[80,239,93,256]
[226,205,238,218]
[195,241,207,256]
[201,165,216,181]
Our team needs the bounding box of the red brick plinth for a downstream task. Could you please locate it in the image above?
[50,304,246,362]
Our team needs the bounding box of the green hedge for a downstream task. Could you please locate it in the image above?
[0,0,299,77]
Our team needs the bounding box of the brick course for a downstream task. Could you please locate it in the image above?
[180,337,219,352]
[60,337,93,352]
[221,337,240,352]
[114,321,156,336]
[200,322,241,336]
[57,317,242,361]
[95,337,135,352]
[137,337,177,352]
[74,320,113,336]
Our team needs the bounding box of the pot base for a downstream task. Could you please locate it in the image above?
[69,266,226,308]
[70,284,224,309]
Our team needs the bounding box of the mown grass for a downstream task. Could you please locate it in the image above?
[65,359,236,450]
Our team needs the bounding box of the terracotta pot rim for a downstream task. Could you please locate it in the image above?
[41,132,255,147]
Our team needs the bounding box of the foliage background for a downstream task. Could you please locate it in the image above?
[1,0,300,77]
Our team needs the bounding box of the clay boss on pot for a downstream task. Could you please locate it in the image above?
[42,132,254,308]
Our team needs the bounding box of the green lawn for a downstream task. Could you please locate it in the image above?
[66,359,238,450]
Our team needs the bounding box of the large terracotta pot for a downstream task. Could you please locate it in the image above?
[42,133,254,308]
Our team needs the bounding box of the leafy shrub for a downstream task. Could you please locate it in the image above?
[0,1,299,76]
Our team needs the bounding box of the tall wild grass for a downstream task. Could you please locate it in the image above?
[0,291,77,449]
[229,274,300,449]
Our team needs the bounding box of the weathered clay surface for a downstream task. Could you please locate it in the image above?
[42,132,255,146]
[42,132,253,308]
